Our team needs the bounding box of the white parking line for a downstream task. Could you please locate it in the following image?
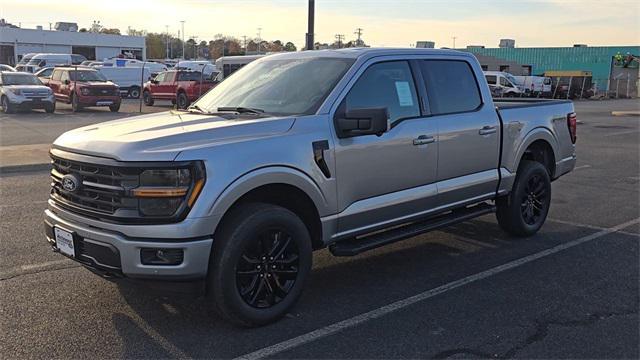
[573,164,591,170]
[603,129,639,137]
[235,217,640,360]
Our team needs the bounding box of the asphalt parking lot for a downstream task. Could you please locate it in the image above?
[0,99,638,359]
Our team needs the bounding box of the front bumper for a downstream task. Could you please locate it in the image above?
[6,95,55,109]
[44,205,213,280]
[77,94,121,107]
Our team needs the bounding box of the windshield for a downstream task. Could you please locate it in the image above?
[193,57,354,116]
[2,73,43,85]
[505,73,519,85]
[27,59,45,66]
[18,55,33,65]
[69,70,107,82]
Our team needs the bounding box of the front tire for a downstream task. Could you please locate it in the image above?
[45,102,55,113]
[109,103,120,112]
[71,93,81,112]
[496,160,551,237]
[1,96,15,114]
[143,90,154,106]
[208,203,312,327]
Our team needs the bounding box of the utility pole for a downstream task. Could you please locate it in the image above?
[305,0,315,50]
[354,28,363,46]
[242,35,248,55]
[335,34,345,48]
[452,36,457,49]
[257,27,262,54]
[180,20,185,59]
[191,35,198,59]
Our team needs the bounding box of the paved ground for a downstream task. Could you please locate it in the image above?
[0,100,638,359]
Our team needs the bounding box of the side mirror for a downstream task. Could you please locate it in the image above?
[335,107,389,138]
[64,79,70,85]
[151,79,158,84]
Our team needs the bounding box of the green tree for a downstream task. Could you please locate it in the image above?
[284,42,297,52]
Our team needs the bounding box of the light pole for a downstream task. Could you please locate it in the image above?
[165,25,169,59]
[305,0,315,50]
[180,21,185,59]
[257,27,262,54]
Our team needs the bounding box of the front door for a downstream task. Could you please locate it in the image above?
[333,60,439,237]
[417,59,500,207]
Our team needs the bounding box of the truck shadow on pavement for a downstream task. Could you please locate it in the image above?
[112,218,583,359]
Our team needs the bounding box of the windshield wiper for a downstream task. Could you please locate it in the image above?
[187,104,209,114]
[216,106,265,114]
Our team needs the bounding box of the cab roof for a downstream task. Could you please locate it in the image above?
[265,47,470,61]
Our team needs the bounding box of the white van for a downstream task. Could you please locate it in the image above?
[512,76,552,97]
[101,58,167,75]
[484,71,523,97]
[96,66,151,98]
[22,53,87,73]
[175,60,217,76]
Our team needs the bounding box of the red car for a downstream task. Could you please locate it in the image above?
[48,67,121,112]
[143,70,218,109]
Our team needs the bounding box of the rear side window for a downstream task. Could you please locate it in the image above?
[345,61,420,125]
[420,60,482,115]
[485,75,497,85]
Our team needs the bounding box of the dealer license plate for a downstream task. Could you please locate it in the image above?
[54,227,75,257]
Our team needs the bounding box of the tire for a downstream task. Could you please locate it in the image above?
[496,160,551,237]
[45,102,55,113]
[71,93,81,113]
[208,203,312,327]
[143,90,154,106]
[176,92,189,109]
[1,96,15,114]
[128,87,141,99]
[109,103,120,112]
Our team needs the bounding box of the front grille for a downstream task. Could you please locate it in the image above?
[50,156,140,216]
[87,87,118,96]
[23,89,50,98]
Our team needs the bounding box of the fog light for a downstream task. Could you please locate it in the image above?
[140,248,184,265]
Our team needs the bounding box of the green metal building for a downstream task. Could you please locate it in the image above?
[464,46,640,82]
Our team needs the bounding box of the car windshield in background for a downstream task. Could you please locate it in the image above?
[2,73,42,85]
[69,70,107,82]
[193,57,354,116]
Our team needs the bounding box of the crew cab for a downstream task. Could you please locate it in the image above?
[1,71,55,113]
[143,70,217,109]
[48,67,121,112]
[44,49,576,327]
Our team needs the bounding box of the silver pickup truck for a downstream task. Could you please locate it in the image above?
[44,48,576,326]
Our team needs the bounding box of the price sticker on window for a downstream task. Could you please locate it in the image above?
[395,81,414,107]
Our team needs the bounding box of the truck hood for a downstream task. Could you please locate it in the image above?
[4,85,51,91]
[52,111,296,161]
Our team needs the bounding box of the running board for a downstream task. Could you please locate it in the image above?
[329,203,496,257]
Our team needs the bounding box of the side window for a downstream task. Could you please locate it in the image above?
[154,73,166,83]
[164,72,176,82]
[485,75,497,85]
[60,71,70,82]
[51,70,61,81]
[344,61,419,125]
[420,60,481,115]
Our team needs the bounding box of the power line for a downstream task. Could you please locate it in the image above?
[335,34,345,48]
[354,28,363,46]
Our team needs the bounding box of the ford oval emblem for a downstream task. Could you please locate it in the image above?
[61,174,80,192]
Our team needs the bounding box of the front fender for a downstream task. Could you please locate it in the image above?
[206,166,331,232]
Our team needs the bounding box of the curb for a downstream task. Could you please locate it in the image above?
[611,111,640,117]
[0,163,51,174]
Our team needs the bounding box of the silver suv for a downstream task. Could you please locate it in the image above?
[44,48,576,326]
[1,71,55,113]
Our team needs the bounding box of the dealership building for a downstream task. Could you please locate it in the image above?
[0,26,145,65]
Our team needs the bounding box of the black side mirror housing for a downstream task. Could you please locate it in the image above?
[64,79,70,85]
[335,107,389,138]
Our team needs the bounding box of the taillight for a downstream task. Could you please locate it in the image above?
[567,112,577,144]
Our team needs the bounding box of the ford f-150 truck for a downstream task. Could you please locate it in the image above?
[142,70,218,109]
[44,48,576,327]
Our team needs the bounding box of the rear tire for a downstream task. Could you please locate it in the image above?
[128,87,141,99]
[207,203,312,327]
[1,96,15,114]
[496,160,551,237]
[176,92,189,109]
[143,90,154,106]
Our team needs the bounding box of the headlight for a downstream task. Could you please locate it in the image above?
[131,164,205,217]
[80,87,90,96]
[8,88,22,95]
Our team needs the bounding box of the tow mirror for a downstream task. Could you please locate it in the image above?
[335,107,389,138]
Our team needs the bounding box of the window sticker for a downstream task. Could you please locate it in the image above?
[395,81,414,107]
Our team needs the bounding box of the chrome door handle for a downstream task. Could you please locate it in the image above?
[413,135,435,146]
[479,126,497,135]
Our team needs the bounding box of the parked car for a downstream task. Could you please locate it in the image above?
[484,71,523,97]
[48,67,120,112]
[34,67,55,86]
[21,53,87,73]
[97,66,151,98]
[44,48,576,327]
[0,64,16,72]
[1,71,55,113]
[143,70,217,109]
[513,76,552,98]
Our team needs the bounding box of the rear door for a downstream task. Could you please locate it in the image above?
[418,59,500,207]
[333,59,439,237]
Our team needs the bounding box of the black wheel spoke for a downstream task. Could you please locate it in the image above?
[274,254,298,265]
[249,279,266,305]
[240,274,260,297]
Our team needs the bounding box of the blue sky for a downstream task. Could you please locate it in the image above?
[2,0,639,48]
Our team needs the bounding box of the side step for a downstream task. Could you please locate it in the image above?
[329,203,495,257]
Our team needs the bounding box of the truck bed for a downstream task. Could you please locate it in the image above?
[493,98,572,110]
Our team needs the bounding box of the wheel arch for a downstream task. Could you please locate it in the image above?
[208,167,330,250]
[515,128,558,178]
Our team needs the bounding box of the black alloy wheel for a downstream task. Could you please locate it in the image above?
[520,174,548,225]
[236,228,299,308]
